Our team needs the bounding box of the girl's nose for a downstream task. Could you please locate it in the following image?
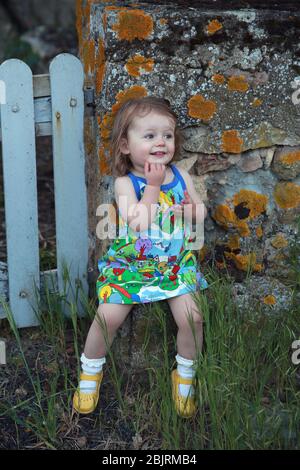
[156,137,165,146]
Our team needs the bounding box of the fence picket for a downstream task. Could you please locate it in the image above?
[50,54,89,316]
[0,59,40,327]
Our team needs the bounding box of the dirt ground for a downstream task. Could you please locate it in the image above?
[0,317,160,450]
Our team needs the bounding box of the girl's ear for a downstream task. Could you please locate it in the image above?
[120,137,130,155]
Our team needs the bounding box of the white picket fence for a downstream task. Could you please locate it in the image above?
[0,53,89,328]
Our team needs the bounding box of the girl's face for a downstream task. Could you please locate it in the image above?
[120,110,176,174]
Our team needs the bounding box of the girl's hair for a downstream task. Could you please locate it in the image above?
[110,96,183,176]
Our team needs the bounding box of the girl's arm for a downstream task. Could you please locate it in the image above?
[174,169,207,224]
[115,163,165,232]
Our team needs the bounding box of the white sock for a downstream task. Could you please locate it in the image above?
[176,354,196,398]
[79,353,106,394]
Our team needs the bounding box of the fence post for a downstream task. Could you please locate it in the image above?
[50,53,89,316]
[0,59,40,327]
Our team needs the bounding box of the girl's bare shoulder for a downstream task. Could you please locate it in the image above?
[114,175,135,197]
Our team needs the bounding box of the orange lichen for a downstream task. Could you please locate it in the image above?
[207,19,223,35]
[98,146,110,175]
[274,182,300,209]
[76,0,84,55]
[187,95,217,121]
[233,190,268,219]
[199,245,208,262]
[221,130,243,153]
[112,85,148,115]
[252,98,263,107]
[226,252,262,272]
[112,9,154,42]
[212,204,235,229]
[262,295,276,306]
[95,38,106,93]
[271,234,288,249]
[213,189,268,239]
[228,75,249,92]
[280,150,300,165]
[227,234,240,250]
[256,225,263,238]
[99,112,114,143]
[212,74,225,84]
[159,18,168,25]
[125,54,154,77]
[82,38,96,76]
[84,120,96,156]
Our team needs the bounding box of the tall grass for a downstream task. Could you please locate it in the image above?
[0,260,299,449]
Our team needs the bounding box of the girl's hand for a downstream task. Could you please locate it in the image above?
[172,191,194,218]
[181,190,193,206]
[145,161,166,187]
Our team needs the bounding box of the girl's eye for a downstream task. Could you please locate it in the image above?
[165,134,173,139]
[145,134,154,139]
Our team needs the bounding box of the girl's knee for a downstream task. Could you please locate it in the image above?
[96,304,131,329]
[183,310,203,328]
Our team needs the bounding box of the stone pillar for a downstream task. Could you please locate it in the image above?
[77,1,300,366]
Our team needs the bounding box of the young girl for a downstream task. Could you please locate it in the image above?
[73,97,208,418]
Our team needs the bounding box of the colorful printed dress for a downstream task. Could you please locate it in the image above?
[96,164,208,304]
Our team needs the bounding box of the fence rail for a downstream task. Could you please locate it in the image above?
[0,53,89,327]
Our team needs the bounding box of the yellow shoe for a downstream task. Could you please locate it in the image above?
[73,372,103,414]
[171,369,196,418]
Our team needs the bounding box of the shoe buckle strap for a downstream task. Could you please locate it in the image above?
[80,372,102,381]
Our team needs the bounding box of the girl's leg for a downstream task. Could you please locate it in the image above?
[84,303,133,358]
[167,292,203,360]
[73,303,133,414]
[167,292,203,418]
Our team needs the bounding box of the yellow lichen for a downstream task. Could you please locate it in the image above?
[125,54,154,77]
[112,9,153,42]
[212,204,250,236]
[280,150,300,165]
[82,38,95,76]
[212,74,225,84]
[271,234,288,249]
[212,204,235,229]
[227,234,240,250]
[207,19,223,35]
[256,225,263,238]
[221,130,243,153]
[262,295,276,306]
[226,252,262,272]
[252,98,263,107]
[112,85,148,115]
[187,95,217,121]
[233,189,268,219]
[274,182,300,209]
[95,38,106,93]
[228,75,249,92]
[98,146,110,175]
[199,245,208,262]
[213,190,268,239]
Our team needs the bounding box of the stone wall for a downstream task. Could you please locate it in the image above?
[77,1,300,358]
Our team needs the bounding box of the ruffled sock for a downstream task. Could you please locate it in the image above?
[79,353,106,393]
[175,354,196,398]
